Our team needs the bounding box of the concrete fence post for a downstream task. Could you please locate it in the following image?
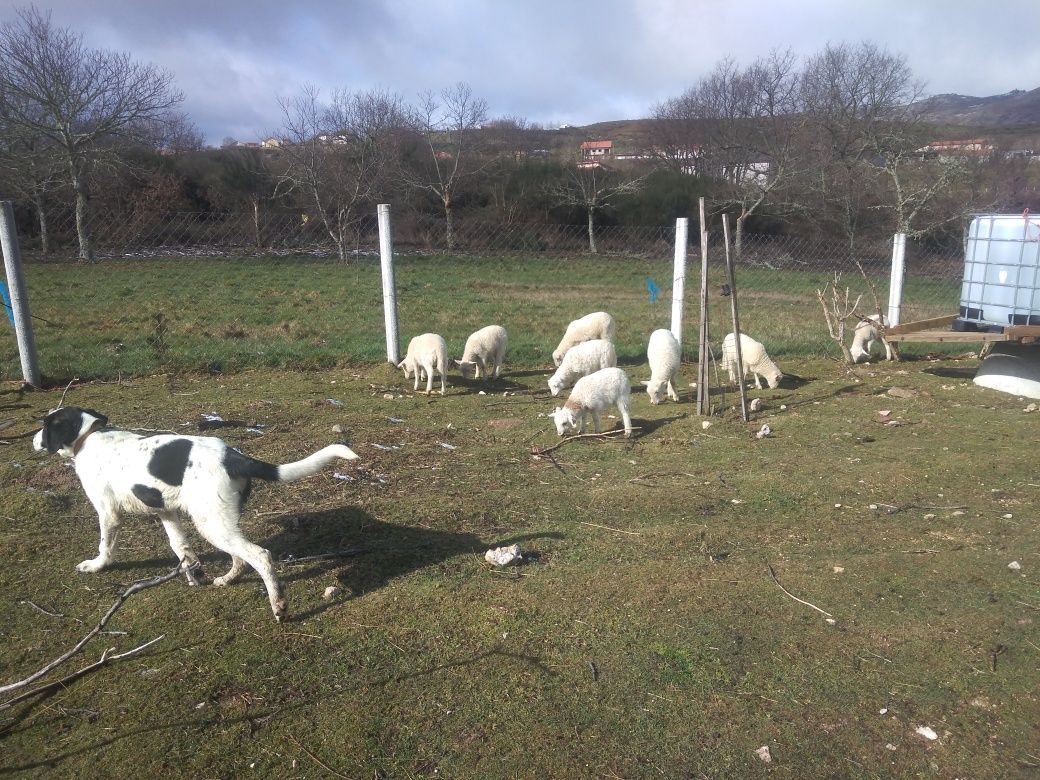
[377,203,400,365]
[670,217,688,348]
[888,232,907,326]
[0,201,40,386]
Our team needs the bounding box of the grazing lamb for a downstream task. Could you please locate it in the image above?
[552,311,616,366]
[550,366,633,438]
[398,333,449,395]
[643,329,681,404]
[722,332,783,390]
[850,314,895,363]
[547,339,617,397]
[456,325,508,380]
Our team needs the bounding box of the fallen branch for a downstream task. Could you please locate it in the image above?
[767,565,833,619]
[0,562,193,696]
[580,521,641,536]
[279,548,368,566]
[0,636,164,712]
[19,600,63,618]
[533,428,640,456]
[289,733,352,779]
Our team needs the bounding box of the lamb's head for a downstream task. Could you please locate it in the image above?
[397,356,415,379]
[849,343,868,363]
[547,375,564,397]
[764,368,783,389]
[550,406,576,436]
[551,347,565,367]
[643,379,668,405]
[455,359,477,380]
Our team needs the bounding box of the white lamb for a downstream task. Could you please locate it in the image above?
[552,311,616,367]
[397,333,449,395]
[550,367,633,438]
[643,329,681,404]
[455,325,508,380]
[722,332,783,390]
[850,314,895,363]
[547,339,617,397]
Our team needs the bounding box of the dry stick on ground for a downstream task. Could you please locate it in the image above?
[289,733,353,779]
[54,378,81,410]
[0,636,165,712]
[0,562,194,696]
[532,428,641,456]
[279,548,368,566]
[19,600,63,618]
[767,564,834,619]
[580,521,641,536]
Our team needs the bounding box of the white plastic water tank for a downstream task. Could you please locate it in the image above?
[959,213,1040,328]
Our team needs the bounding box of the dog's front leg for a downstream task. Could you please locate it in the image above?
[160,513,206,584]
[77,508,122,573]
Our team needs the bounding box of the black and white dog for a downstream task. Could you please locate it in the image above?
[33,406,360,621]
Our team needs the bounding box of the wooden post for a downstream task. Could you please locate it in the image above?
[722,214,748,421]
[0,201,40,387]
[696,198,710,415]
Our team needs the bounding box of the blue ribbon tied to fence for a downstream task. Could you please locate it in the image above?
[0,281,13,326]
[647,276,660,303]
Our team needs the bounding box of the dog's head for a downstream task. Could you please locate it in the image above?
[33,407,108,457]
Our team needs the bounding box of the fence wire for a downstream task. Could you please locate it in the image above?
[1,209,965,383]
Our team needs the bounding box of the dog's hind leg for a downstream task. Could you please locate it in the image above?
[159,513,205,584]
[193,510,286,621]
[77,503,122,573]
[213,556,248,587]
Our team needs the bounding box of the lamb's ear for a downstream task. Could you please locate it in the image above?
[640,379,650,386]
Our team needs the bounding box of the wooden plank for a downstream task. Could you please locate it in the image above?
[1004,325,1040,339]
[886,315,957,335]
[887,329,1008,343]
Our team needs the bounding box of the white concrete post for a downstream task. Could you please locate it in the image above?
[670,217,689,347]
[0,201,40,386]
[377,204,399,365]
[888,232,907,326]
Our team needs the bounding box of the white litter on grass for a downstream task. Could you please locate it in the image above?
[201,413,224,422]
[915,726,938,741]
[779,404,787,411]
[1003,513,1014,519]
[756,424,771,439]
[438,442,458,450]
[485,544,522,566]
[387,417,405,423]
[332,472,354,481]
[880,708,889,715]
[323,586,342,600]
[754,746,772,763]
[1008,561,1022,571]
[749,398,762,412]
[371,443,403,450]
[702,420,712,429]
[325,398,344,407]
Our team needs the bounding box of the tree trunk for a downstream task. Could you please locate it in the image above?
[252,198,261,249]
[443,194,455,250]
[70,167,95,263]
[32,191,50,255]
[586,208,597,254]
[735,212,746,260]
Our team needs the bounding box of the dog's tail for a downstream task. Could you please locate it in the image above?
[227,444,359,483]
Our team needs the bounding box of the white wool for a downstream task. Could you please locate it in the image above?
[644,329,681,404]
[552,311,616,366]
[722,332,783,390]
[851,314,894,362]
[547,339,617,396]
[398,333,449,395]
[550,366,633,438]
[456,325,508,380]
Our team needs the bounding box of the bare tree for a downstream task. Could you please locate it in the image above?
[543,165,646,253]
[0,6,185,261]
[404,82,489,249]
[0,110,63,253]
[655,51,806,256]
[211,148,278,248]
[276,85,405,261]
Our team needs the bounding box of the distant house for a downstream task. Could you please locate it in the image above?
[261,137,285,149]
[580,140,613,161]
[654,144,704,175]
[916,138,994,160]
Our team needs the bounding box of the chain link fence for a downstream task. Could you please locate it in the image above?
[1,207,966,384]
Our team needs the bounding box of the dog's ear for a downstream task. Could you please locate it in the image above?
[39,407,86,454]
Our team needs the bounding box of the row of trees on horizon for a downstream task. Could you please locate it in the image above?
[0,5,1037,262]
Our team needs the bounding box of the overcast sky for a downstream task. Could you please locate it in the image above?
[4,0,1038,144]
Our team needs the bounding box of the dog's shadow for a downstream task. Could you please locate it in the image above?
[263,507,561,621]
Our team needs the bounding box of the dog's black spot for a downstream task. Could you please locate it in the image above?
[240,478,253,509]
[223,447,279,482]
[39,407,110,453]
[131,484,164,509]
[148,439,193,486]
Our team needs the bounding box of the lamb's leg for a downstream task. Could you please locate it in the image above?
[591,410,601,433]
[576,411,587,434]
[667,377,679,402]
[425,363,434,395]
[439,364,446,395]
[618,400,633,437]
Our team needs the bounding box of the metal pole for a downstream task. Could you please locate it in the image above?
[696,198,710,415]
[722,214,748,422]
[670,217,688,348]
[0,201,40,386]
[377,203,399,365]
[887,232,906,327]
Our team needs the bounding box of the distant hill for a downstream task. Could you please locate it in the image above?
[911,88,1040,126]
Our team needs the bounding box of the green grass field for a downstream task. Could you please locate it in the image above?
[1,253,961,382]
